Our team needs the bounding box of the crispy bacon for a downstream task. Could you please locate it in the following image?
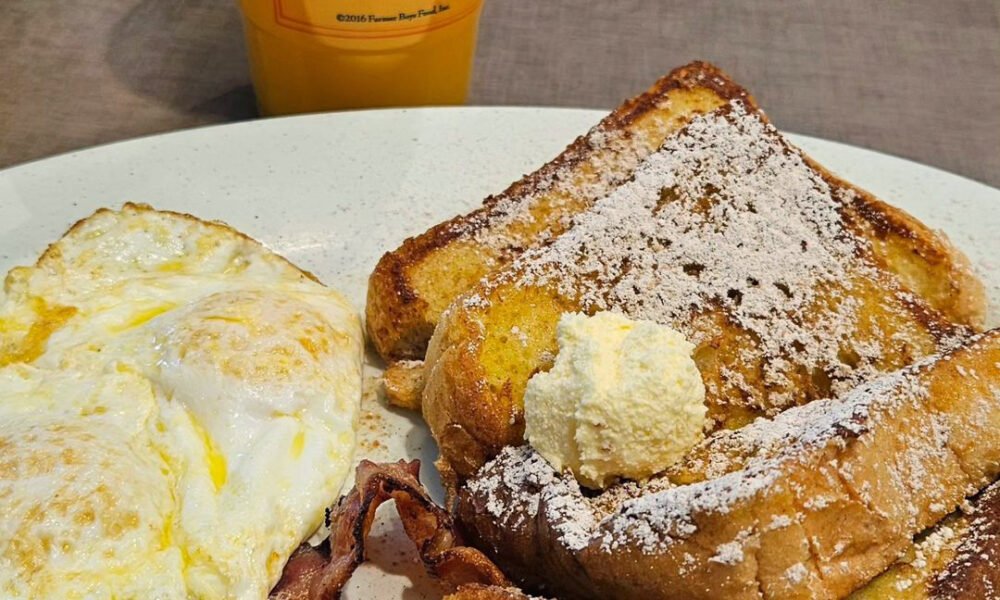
[270,544,329,600]
[269,460,511,600]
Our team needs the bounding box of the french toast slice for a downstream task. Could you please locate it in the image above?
[421,96,985,478]
[849,477,1000,599]
[367,62,984,363]
[457,330,1000,599]
[450,482,1000,599]
[368,62,746,361]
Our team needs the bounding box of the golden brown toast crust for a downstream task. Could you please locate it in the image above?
[810,160,986,329]
[457,331,1000,600]
[848,477,1000,599]
[368,63,990,596]
[366,63,985,364]
[930,482,1000,599]
[421,96,983,479]
[367,62,754,361]
[382,359,426,410]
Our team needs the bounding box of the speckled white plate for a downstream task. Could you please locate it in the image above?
[0,107,998,598]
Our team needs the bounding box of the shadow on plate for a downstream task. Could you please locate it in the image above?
[344,503,446,599]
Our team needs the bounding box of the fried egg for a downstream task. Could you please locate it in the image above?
[0,204,363,599]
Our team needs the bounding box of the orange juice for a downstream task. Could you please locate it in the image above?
[238,0,485,115]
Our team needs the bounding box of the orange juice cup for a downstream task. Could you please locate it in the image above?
[238,0,485,115]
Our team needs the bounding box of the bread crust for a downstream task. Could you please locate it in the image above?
[808,158,987,329]
[366,63,986,363]
[371,63,992,598]
[366,62,752,361]
[457,331,1000,599]
[421,96,982,480]
[382,359,426,410]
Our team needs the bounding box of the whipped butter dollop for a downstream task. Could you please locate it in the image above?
[523,311,706,489]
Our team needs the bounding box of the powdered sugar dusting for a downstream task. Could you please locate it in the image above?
[454,97,994,596]
[541,476,599,551]
[460,113,669,254]
[466,100,957,416]
[932,478,1000,596]
[464,445,556,529]
[466,339,995,557]
[784,562,808,584]
[710,539,746,565]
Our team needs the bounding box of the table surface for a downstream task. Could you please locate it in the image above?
[2,0,999,188]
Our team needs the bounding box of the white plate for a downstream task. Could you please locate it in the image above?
[1,107,998,598]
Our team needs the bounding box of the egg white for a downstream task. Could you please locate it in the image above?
[0,204,363,599]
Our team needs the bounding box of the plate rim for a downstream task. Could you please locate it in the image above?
[2,106,998,195]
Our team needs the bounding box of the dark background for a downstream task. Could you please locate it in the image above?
[2,1,998,186]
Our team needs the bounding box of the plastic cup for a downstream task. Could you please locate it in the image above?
[238,0,485,115]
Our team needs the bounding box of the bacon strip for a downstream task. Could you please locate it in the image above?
[270,460,511,600]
